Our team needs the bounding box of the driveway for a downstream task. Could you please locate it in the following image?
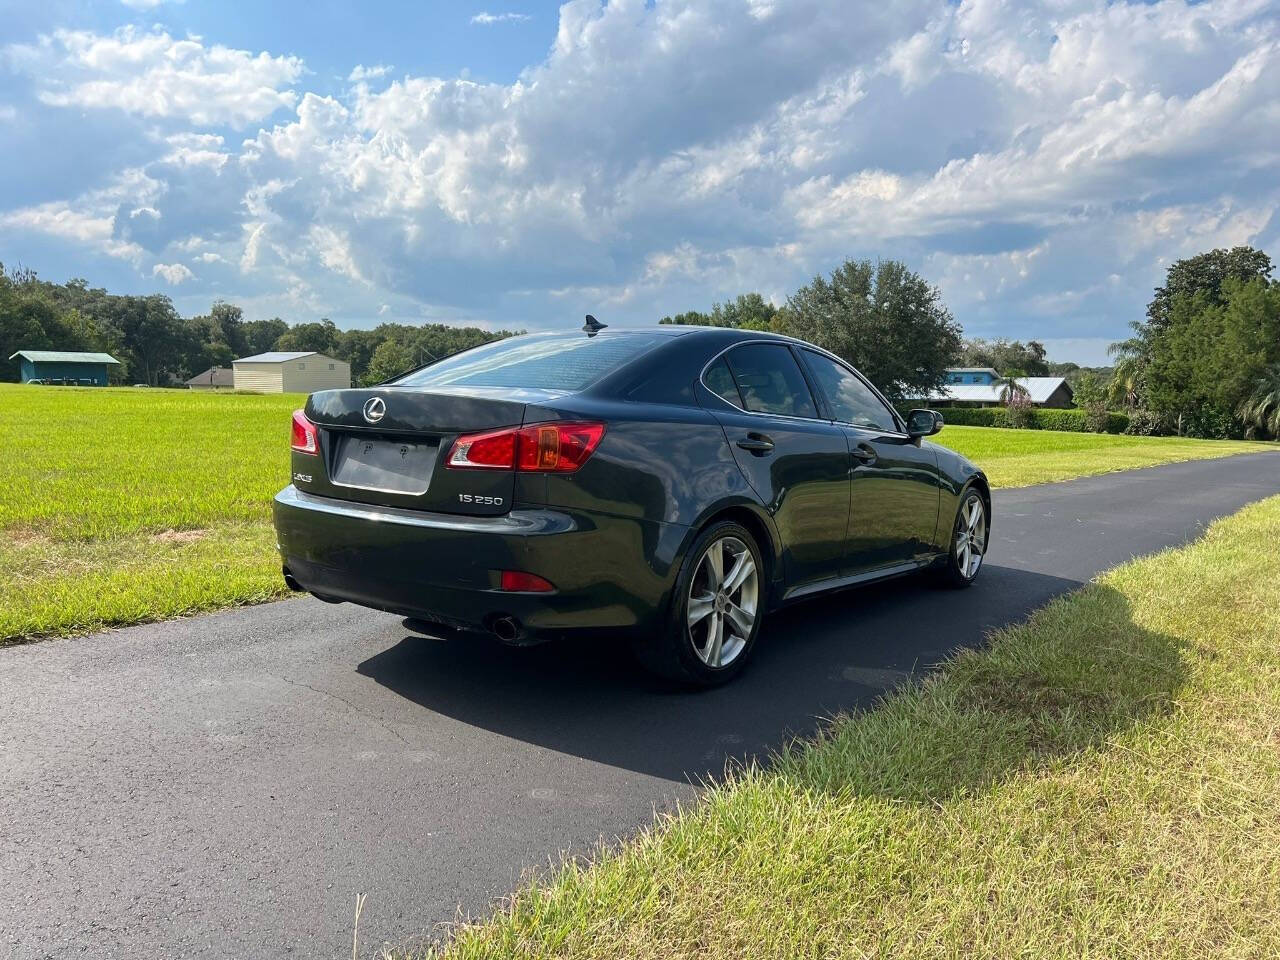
[2,452,1277,959]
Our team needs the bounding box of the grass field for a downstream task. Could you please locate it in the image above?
[422,495,1280,959]
[0,385,298,641]
[0,383,1271,643]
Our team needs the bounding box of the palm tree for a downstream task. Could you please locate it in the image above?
[1107,330,1147,412]
[996,368,1031,404]
[1237,365,1280,439]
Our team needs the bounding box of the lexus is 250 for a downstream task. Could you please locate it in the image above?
[273,323,990,686]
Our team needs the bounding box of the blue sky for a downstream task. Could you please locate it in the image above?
[2,0,1278,365]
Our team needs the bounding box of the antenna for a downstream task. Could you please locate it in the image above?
[583,314,608,336]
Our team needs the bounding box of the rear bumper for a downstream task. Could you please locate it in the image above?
[272,486,686,639]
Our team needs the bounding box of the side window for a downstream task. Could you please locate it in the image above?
[328,363,335,370]
[723,344,818,419]
[703,357,742,407]
[802,350,897,431]
[297,362,306,370]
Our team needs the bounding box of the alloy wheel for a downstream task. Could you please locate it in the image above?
[687,535,758,668]
[954,495,987,580]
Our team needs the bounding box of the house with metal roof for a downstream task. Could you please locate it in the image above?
[185,366,235,391]
[9,350,121,386]
[916,367,1075,408]
[231,351,351,394]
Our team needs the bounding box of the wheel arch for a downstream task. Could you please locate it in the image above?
[966,472,992,535]
[677,500,783,608]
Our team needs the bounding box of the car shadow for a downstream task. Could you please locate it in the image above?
[356,564,1090,784]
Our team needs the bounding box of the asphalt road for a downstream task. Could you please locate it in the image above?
[2,452,1278,959]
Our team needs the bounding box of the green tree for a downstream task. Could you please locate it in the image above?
[1112,245,1279,436]
[242,317,288,356]
[659,293,781,331]
[1237,365,1280,439]
[1146,246,1272,333]
[780,258,962,403]
[274,318,341,355]
[659,310,713,326]
[959,338,1049,376]
[363,339,414,385]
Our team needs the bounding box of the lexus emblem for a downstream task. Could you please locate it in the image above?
[362,397,386,424]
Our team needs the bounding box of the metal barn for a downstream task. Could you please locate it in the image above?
[9,350,121,386]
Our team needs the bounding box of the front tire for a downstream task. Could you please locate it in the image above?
[937,488,988,588]
[633,520,764,686]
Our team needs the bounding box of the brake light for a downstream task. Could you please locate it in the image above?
[291,410,318,455]
[446,421,605,473]
[446,427,517,469]
[499,570,555,592]
[517,421,606,472]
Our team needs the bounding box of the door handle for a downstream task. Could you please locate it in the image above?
[736,433,775,455]
[852,443,877,465]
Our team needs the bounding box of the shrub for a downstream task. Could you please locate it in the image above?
[1005,390,1034,429]
[922,406,1130,434]
[1125,410,1170,436]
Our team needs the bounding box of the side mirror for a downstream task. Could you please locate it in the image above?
[906,408,943,438]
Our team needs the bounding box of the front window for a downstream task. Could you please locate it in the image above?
[801,349,897,431]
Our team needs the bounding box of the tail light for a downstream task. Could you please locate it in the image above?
[499,570,555,592]
[447,421,605,473]
[291,410,319,455]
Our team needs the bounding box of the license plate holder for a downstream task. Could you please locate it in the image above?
[332,435,438,495]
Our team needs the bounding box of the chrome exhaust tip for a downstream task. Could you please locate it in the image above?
[491,616,522,643]
[282,567,304,592]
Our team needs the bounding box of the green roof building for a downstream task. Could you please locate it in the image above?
[9,350,121,386]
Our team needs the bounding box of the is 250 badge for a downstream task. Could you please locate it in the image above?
[458,494,504,506]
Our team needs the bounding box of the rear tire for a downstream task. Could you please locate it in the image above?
[936,487,988,588]
[632,520,764,687]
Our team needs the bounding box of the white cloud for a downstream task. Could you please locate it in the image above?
[121,0,184,8]
[470,12,533,25]
[0,203,142,261]
[7,26,303,126]
[152,262,193,284]
[4,0,1280,347]
[348,63,393,83]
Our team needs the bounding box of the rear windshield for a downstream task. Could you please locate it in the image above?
[395,332,666,391]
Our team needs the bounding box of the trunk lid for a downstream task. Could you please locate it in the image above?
[299,386,565,516]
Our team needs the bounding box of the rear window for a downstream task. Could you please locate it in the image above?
[723,343,818,418]
[395,333,666,391]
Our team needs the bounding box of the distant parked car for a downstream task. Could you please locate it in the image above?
[273,325,990,685]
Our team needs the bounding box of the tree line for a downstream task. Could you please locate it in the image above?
[0,265,516,387]
[6,245,1277,439]
[1109,246,1280,438]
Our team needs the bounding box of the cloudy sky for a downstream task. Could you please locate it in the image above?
[2,0,1277,364]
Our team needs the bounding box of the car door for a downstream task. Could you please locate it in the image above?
[797,348,943,574]
[702,343,850,591]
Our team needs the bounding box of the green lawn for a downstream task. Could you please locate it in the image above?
[0,383,1271,643]
[0,384,298,642]
[933,424,1269,487]
[422,495,1280,960]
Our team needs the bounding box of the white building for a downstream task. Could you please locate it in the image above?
[918,367,1075,408]
[232,352,351,394]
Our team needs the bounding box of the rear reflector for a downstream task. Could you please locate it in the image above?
[499,570,555,593]
[447,421,605,473]
[291,410,319,455]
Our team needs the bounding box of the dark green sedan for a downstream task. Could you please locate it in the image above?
[273,325,989,686]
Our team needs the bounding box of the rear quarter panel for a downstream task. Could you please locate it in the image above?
[516,394,778,612]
